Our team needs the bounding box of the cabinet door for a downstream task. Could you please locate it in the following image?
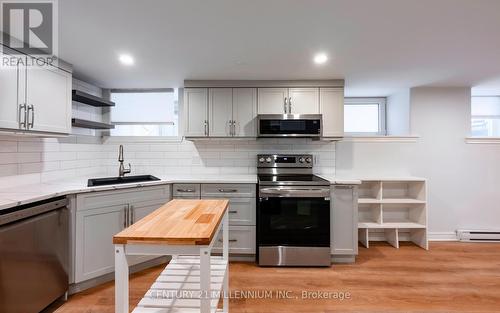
[26,62,71,134]
[75,204,127,283]
[0,52,23,130]
[184,88,208,137]
[233,88,257,137]
[331,185,358,255]
[128,201,165,266]
[257,88,288,114]
[213,226,256,254]
[226,198,256,226]
[320,88,344,137]
[208,88,233,137]
[288,88,319,114]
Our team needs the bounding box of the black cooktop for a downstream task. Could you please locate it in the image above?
[258,174,330,186]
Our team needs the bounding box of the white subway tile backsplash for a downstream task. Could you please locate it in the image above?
[0,141,18,153]
[18,141,60,152]
[150,144,179,152]
[135,151,164,159]
[44,151,78,162]
[0,164,18,176]
[0,136,336,180]
[19,161,60,174]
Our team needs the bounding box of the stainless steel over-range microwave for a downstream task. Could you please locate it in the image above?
[257,114,322,138]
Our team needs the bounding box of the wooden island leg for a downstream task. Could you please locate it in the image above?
[115,244,129,313]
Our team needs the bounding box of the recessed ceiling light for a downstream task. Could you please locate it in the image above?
[313,53,328,65]
[119,54,134,66]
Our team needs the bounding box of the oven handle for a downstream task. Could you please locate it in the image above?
[259,187,330,198]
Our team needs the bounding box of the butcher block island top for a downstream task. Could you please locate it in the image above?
[113,199,229,245]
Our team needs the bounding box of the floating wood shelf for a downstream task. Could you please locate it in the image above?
[71,118,115,129]
[72,90,115,107]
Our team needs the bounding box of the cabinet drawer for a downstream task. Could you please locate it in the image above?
[201,184,256,198]
[173,184,201,198]
[227,198,255,226]
[76,185,171,211]
[214,226,256,254]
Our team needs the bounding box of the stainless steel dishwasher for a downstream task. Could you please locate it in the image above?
[0,197,69,313]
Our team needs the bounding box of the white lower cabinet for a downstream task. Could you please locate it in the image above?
[175,183,257,255]
[74,185,171,283]
[226,197,256,226]
[214,226,256,254]
[331,185,359,257]
[75,203,126,283]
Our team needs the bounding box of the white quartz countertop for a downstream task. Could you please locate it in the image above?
[317,175,362,185]
[0,174,258,211]
[0,173,376,211]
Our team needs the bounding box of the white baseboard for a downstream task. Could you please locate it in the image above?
[428,232,458,241]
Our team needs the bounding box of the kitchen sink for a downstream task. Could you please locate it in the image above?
[87,175,161,187]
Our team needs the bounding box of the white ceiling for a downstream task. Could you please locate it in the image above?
[59,0,500,96]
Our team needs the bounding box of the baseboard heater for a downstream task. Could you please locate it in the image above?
[456,230,500,242]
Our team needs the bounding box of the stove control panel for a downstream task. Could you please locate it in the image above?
[257,154,314,168]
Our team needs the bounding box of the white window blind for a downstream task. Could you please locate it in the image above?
[471,96,500,137]
[110,89,179,136]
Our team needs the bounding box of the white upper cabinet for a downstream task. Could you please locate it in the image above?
[208,88,233,137]
[184,88,208,137]
[258,87,320,115]
[257,88,288,114]
[0,51,72,135]
[232,88,257,137]
[320,88,344,137]
[288,88,319,114]
[0,52,22,130]
[26,60,72,134]
[185,88,258,138]
[183,81,344,139]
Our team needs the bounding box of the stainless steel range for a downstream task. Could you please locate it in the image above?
[256,154,331,267]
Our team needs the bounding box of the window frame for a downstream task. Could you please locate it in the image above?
[108,88,181,139]
[344,97,387,136]
[470,95,500,137]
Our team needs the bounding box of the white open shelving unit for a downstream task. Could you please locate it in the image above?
[357,178,428,249]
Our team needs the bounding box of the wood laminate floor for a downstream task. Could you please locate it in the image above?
[49,242,500,313]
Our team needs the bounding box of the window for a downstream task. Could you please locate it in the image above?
[110,89,179,137]
[344,98,386,135]
[471,96,500,137]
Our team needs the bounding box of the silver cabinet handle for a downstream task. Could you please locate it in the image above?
[27,104,34,129]
[283,97,287,114]
[233,120,237,136]
[288,97,292,114]
[123,206,128,228]
[177,189,195,193]
[204,120,208,136]
[219,239,238,242]
[129,204,134,225]
[218,189,238,193]
[229,210,238,214]
[18,103,27,128]
[228,120,232,136]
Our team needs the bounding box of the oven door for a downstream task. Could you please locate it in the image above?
[257,188,330,247]
[257,114,322,137]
